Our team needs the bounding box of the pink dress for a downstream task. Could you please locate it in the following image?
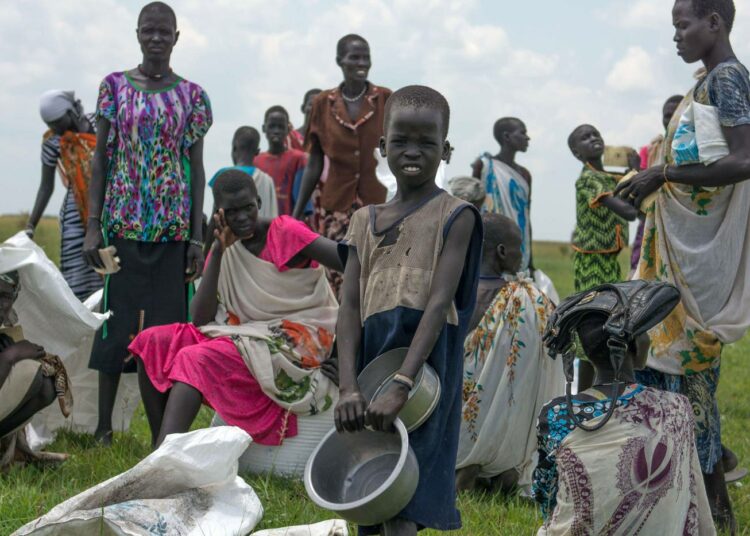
[129,216,321,446]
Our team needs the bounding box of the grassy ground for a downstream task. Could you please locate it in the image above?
[0,217,747,535]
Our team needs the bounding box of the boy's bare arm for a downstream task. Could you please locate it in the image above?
[366,209,476,432]
[334,248,366,433]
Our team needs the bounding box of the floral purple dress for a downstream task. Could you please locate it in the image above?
[89,72,212,374]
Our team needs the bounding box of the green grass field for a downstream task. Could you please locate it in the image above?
[0,215,747,535]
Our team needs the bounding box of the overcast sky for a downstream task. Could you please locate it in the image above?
[2,0,749,241]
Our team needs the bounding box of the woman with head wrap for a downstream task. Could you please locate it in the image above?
[26,89,102,301]
[448,175,485,210]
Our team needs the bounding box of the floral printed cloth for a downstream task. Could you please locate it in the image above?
[533,386,715,535]
[456,276,563,491]
[96,72,212,242]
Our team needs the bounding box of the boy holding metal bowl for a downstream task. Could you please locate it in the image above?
[335,85,482,535]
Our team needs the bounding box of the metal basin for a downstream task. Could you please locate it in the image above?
[304,419,419,526]
[358,347,441,432]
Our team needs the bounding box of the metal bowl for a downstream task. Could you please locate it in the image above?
[304,419,419,526]
[358,347,441,432]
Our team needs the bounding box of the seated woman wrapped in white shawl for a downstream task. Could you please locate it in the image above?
[455,213,564,493]
[129,169,343,448]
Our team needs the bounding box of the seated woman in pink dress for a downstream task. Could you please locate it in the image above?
[130,169,343,448]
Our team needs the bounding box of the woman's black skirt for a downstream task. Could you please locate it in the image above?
[89,238,188,374]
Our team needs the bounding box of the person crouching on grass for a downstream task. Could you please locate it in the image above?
[455,214,564,495]
[534,281,716,535]
[129,170,342,449]
[335,85,482,536]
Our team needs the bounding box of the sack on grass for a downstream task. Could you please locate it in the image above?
[12,427,263,536]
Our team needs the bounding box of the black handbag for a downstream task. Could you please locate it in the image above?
[543,280,681,431]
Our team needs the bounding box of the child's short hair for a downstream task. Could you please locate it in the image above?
[336,34,368,57]
[690,0,735,32]
[448,176,485,205]
[232,126,260,153]
[567,124,594,154]
[665,94,683,108]
[384,85,450,139]
[264,105,289,123]
[493,117,523,144]
[212,168,258,204]
[303,88,322,105]
[482,213,521,255]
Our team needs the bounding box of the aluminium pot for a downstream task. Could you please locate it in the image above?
[304,418,419,526]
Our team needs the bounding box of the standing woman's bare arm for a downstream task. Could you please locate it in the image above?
[471,158,483,180]
[82,117,111,269]
[292,140,324,220]
[26,164,56,236]
[186,139,206,280]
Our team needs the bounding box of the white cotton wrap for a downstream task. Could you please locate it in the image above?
[39,89,76,123]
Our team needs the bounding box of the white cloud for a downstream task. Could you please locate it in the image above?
[618,0,672,29]
[606,46,656,92]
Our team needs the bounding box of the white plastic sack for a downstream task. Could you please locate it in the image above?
[534,269,560,306]
[671,101,729,166]
[0,232,140,449]
[13,427,263,536]
[0,232,107,357]
[253,520,348,536]
[375,148,447,201]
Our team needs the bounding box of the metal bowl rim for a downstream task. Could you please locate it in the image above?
[304,418,414,512]
[401,370,442,431]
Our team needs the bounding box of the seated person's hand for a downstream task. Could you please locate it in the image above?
[365,381,409,433]
[320,357,339,386]
[1,340,45,365]
[334,388,367,433]
[213,209,240,252]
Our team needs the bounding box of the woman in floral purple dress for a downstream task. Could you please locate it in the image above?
[82,1,212,443]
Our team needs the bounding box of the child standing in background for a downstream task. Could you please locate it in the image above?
[256,106,308,216]
[209,126,278,220]
[335,85,482,535]
[568,124,637,391]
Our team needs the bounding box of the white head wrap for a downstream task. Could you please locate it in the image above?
[39,90,78,123]
[448,176,486,205]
